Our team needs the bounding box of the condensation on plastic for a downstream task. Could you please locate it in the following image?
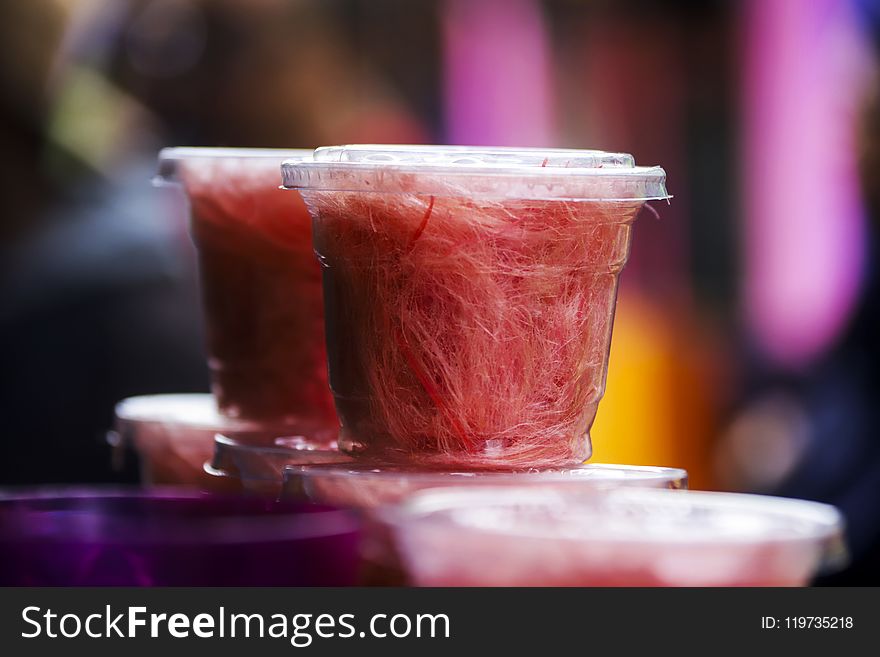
[384,487,848,587]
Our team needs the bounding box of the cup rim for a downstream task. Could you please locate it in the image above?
[208,434,349,483]
[155,146,313,187]
[283,461,688,485]
[281,144,670,201]
[379,487,846,557]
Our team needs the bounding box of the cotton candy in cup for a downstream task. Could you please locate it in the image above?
[205,433,353,498]
[282,145,670,469]
[0,489,362,586]
[281,462,687,585]
[383,487,847,587]
[156,148,337,429]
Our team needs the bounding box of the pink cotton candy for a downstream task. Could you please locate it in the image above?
[307,189,644,469]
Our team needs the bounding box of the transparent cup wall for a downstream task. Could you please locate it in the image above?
[282,462,688,508]
[112,394,238,490]
[156,148,338,433]
[284,146,669,469]
[383,487,847,587]
[205,434,352,498]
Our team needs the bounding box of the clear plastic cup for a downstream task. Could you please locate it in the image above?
[156,148,337,430]
[281,462,688,508]
[0,488,362,586]
[205,434,353,498]
[282,145,669,469]
[382,487,847,587]
[110,393,328,490]
[281,462,687,586]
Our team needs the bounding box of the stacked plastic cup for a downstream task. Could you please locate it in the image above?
[282,145,668,468]
[110,393,325,491]
[380,487,846,586]
[69,148,365,585]
[156,147,337,432]
[93,143,848,587]
[109,148,348,493]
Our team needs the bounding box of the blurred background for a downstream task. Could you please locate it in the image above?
[0,0,877,584]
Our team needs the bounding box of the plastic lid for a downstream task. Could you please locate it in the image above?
[316,144,637,167]
[384,488,847,585]
[281,144,670,201]
[391,487,846,555]
[282,462,688,508]
[114,394,261,432]
[111,394,329,446]
[206,434,351,483]
[155,147,311,187]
